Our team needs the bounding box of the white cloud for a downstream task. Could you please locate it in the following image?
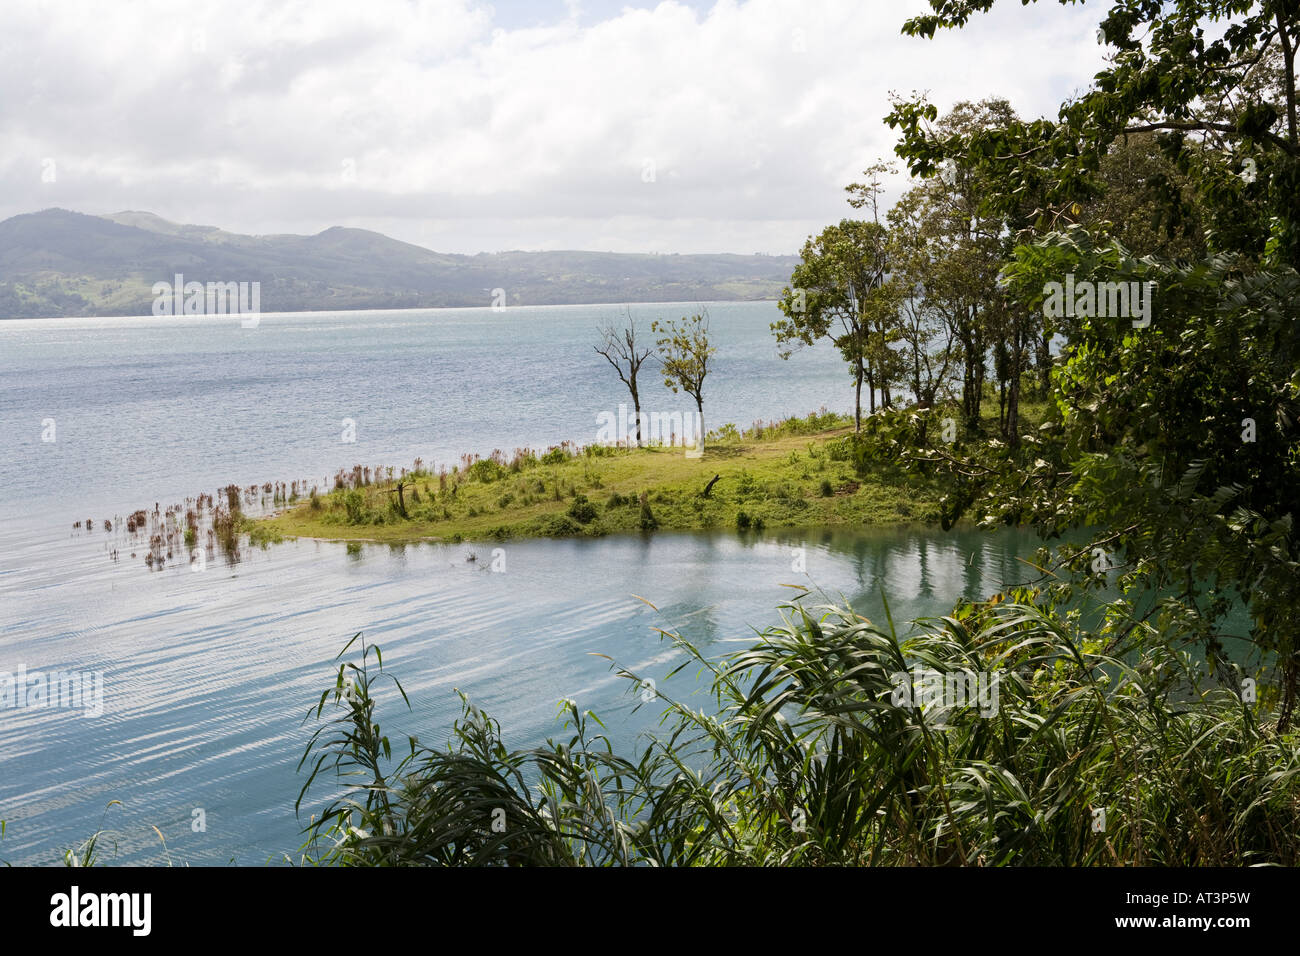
[0,0,1106,252]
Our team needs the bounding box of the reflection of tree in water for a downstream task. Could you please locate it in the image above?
[913,530,937,602]
[962,536,986,602]
[804,525,1049,620]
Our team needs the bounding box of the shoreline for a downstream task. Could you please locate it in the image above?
[1,297,782,324]
[250,412,946,548]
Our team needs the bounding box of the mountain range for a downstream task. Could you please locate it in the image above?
[0,208,798,318]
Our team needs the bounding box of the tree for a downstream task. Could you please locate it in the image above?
[775,219,894,430]
[881,100,1029,436]
[652,310,716,448]
[846,161,908,413]
[885,186,960,413]
[594,310,654,445]
[879,0,1300,727]
[1079,132,1208,262]
[889,0,1300,266]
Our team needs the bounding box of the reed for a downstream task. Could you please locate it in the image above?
[294,591,1299,866]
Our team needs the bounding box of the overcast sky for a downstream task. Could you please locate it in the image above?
[1,0,1107,254]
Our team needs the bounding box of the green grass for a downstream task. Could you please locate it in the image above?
[253,408,959,545]
[294,587,1300,867]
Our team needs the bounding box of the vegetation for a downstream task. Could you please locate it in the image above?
[286,0,1300,868]
[249,407,1028,544]
[651,310,716,442]
[294,588,1298,866]
[31,0,1300,871]
[861,0,1300,729]
[776,214,895,429]
[594,311,655,445]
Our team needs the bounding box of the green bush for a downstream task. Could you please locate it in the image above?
[539,514,583,537]
[566,494,598,524]
[343,490,366,524]
[468,459,505,484]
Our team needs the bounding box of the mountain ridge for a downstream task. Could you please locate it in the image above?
[0,208,798,318]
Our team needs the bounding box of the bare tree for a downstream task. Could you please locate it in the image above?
[595,309,654,445]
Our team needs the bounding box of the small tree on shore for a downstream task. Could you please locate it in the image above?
[594,310,654,445]
[652,310,715,449]
[775,219,893,430]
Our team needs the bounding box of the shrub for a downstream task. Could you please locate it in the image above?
[819,479,834,497]
[539,514,583,537]
[566,494,598,524]
[828,435,872,476]
[468,459,505,484]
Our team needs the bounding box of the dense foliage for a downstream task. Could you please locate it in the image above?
[295,593,1300,866]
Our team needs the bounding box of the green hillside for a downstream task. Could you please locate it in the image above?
[0,208,797,317]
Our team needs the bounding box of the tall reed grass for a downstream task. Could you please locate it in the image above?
[295,592,1300,866]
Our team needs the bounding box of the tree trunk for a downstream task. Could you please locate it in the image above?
[1007,325,1024,449]
[854,365,863,432]
[1036,328,1051,396]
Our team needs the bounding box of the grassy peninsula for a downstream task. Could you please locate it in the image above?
[253,410,948,545]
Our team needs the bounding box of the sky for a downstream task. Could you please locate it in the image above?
[0,0,1108,254]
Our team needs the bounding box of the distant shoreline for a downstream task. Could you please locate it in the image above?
[0,298,781,323]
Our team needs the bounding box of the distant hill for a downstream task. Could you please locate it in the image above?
[0,208,798,318]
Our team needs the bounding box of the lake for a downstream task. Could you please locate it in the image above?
[0,303,1048,865]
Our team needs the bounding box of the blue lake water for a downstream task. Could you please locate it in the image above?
[0,303,1047,865]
